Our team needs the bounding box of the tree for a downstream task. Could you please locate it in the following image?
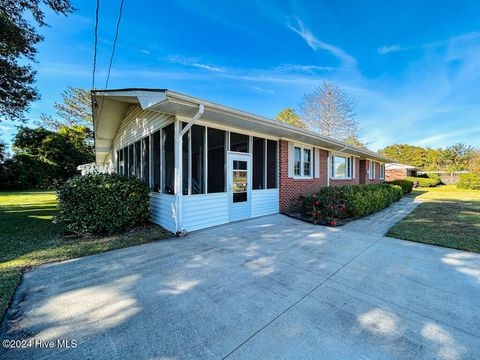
[275,108,306,128]
[344,136,369,150]
[0,140,7,164]
[436,143,474,172]
[40,87,92,129]
[0,0,73,121]
[378,144,431,168]
[299,81,359,141]
[468,150,480,175]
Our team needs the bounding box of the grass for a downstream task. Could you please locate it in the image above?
[0,190,172,320]
[387,186,480,252]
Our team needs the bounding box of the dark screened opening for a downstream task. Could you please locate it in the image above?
[191,125,205,194]
[142,137,149,185]
[230,132,249,153]
[116,150,120,173]
[163,123,175,194]
[152,130,160,192]
[267,140,278,188]
[182,129,189,195]
[122,148,127,176]
[134,141,141,177]
[252,137,265,190]
[208,128,225,193]
[128,144,134,177]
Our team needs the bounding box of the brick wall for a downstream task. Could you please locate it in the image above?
[386,168,407,181]
[278,140,327,212]
[278,140,383,212]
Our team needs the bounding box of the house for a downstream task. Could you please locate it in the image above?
[92,89,390,233]
[385,163,419,181]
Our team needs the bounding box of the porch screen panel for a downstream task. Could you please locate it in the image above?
[208,128,225,193]
[142,137,149,185]
[182,124,189,195]
[152,130,160,192]
[163,123,175,194]
[191,125,205,194]
[128,144,134,177]
[266,140,278,188]
[134,141,141,177]
[230,132,249,153]
[252,137,265,189]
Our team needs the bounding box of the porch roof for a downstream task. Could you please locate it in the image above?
[91,88,392,164]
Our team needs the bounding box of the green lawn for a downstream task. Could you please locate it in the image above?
[0,191,172,320]
[387,186,480,252]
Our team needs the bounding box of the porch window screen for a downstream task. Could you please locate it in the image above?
[134,141,141,177]
[191,125,205,194]
[128,144,134,177]
[266,140,278,188]
[142,137,149,185]
[163,123,175,194]
[182,124,189,195]
[208,128,226,193]
[252,137,265,190]
[152,130,161,192]
[230,132,249,153]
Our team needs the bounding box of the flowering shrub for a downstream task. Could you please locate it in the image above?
[301,184,403,226]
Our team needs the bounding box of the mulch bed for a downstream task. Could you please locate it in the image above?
[283,211,352,227]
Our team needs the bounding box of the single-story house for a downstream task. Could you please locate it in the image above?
[385,163,419,181]
[92,89,391,233]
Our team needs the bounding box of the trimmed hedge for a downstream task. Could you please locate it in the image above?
[55,173,151,235]
[457,173,480,190]
[406,176,441,188]
[387,179,413,194]
[301,183,403,226]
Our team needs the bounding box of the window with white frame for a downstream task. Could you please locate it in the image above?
[293,145,312,178]
[369,161,376,179]
[331,155,353,179]
[379,163,385,180]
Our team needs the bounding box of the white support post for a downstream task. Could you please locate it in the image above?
[174,120,182,232]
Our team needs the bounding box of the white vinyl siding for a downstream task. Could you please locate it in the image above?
[182,193,229,231]
[150,193,176,233]
[251,189,279,217]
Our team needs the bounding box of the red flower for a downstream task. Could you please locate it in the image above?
[330,205,334,210]
[330,220,335,226]
[339,208,344,212]
[311,211,317,217]
[312,194,317,198]
[315,201,319,206]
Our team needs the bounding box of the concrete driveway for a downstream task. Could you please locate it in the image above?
[1,214,479,359]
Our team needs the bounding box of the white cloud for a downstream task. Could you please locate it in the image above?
[275,64,336,73]
[415,126,480,146]
[377,45,408,54]
[165,55,224,72]
[286,16,357,67]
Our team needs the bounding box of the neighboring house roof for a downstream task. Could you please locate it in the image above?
[91,88,392,165]
[385,163,419,170]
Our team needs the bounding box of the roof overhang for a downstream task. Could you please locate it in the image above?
[92,88,392,164]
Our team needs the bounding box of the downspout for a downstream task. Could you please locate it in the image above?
[175,104,205,233]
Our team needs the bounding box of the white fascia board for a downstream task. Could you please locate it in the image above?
[137,92,168,110]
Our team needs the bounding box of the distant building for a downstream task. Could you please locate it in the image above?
[385,163,419,181]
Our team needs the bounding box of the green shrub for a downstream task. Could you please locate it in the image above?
[55,173,151,235]
[301,183,403,226]
[0,154,58,190]
[406,176,440,188]
[387,179,413,194]
[457,174,480,190]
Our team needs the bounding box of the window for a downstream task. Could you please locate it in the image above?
[379,163,385,180]
[252,137,265,190]
[303,149,311,176]
[230,132,249,153]
[152,130,161,192]
[266,140,277,188]
[294,147,301,176]
[369,161,376,180]
[208,128,226,193]
[118,149,124,175]
[293,145,312,178]
[332,155,353,179]
[141,137,149,185]
[163,123,175,194]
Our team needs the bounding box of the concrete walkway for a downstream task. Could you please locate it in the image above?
[342,195,423,235]
[1,214,479,359]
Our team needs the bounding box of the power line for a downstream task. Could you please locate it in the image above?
[92,0,100,90]
[104,0,125,90]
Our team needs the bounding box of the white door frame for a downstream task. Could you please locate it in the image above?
[227,151,252,222]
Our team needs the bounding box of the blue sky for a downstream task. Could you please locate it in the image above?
[2,0,480,151]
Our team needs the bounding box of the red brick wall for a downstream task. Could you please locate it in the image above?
[279,140,327,212]
[386,168,407,181]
